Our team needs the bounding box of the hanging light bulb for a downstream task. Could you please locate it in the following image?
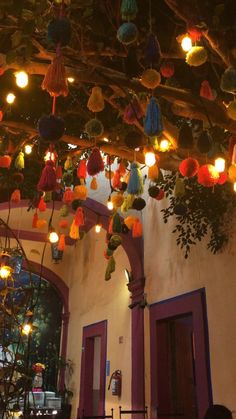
[95,224,102,233]
[214,157,225,173]
[67,77,75,83]
[24,144,32,155]
[6,93,16,104]
[15,71,28,88]
[107,196,114,210]
[48,228,59,244]
[159,139,170,152]
[22,323,32,336]
[181,35,192,52]
[45,150,56,162]
[234,182,236,192]
[145,150,156,167]
[0,265,12,279]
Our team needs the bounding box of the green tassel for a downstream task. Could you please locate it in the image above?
[174,178,185,197]
[60,204,69,217]
[121,0,138,20]
[105,256,116,281]
[112,212,122,233]
[15,151,24,170]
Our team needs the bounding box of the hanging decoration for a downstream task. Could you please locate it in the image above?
[144,96,163,136]
[145,32,162,67]
[14,151,24,170]
[186,46,208,67]
[87,148,104,176]
[37,161,57,192]
[85,118,104,138]
[38,114,65,143]
[141,69,161,89]
[179,158,199,178]
[160,61,175,78]
[200,80,214,100]
[197,164,220,187]
[127,162,143,195]
[87,86,105,113]
[120,0,138,20]
[220,67,236,93]
[117,22,138,45]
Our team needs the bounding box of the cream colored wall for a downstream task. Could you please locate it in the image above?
[143,197,236,412]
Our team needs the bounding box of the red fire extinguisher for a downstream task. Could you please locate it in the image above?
[108,370,122,397]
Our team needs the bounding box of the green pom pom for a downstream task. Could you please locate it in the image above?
[85,118,104,138]
[186,46,207,67]
[220,67,236,93]
[117,22,138,45]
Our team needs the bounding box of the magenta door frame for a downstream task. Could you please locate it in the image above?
[78,320,107,418]
[150,288,212,419]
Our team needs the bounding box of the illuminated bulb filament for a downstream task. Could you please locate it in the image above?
[145,151,156,167]
[6,93,16,104]
[15,71,28,88]
[24,144,32,155]
[107,198,114,211]
[181,35,192,52]
[159,139,170,152]
[67,77,75,83]
[49,231,59,244]
[214,157,225,173]
[22,324,32,336]
[95,224,102,233]
[0,265,12,279]
[234,182,236,192]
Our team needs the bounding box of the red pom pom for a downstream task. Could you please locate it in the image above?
[187,25,202,42]
[0,155,11,168]
[155,189,165,200]
[160,61,175,78]
[37,161,57,192]
[77,159,87,179]
[200,80,214,101]
[87,148,104,176]
[179,158,199,178]
[217,171,228,185]
[198,164,219,187]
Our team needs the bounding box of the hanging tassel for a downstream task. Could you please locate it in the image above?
[41,53,68,97]
[105,256,116,281]
[37,161,57,192]
[36,218,47,229]
[87,86,105,113]
[90,177,98,190]
[111,193,124,209]
[60,204,69,217]
[148,164,159,180]
[63,187,74,204]
[200,80,214,101]
[112,170,122,189]
[58,234,65,251]
[73,184,87,200]
[59,219,69,229]
[64,155,73,171]
[127,162,143,195]
[77,160,87,179]
[56,165,63,179]
[38,196,46,212]
[144,97,163,136]
[174,178,185,197]
[69,219,80,240]
[121,0,138,20]
[74,207,85,226]
[118,160,127,176]
[145,32,162,67]
[123,97,144,124]
[132,218,143,237]
[125,47,141,79]
[87,148,104,176]
[110,212,122,234]
[15,151,24,170]
[32,212,38,228]
[10,189,21,203]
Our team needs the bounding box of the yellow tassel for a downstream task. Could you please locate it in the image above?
[15,151,24,170]
[69,220,80,240]
[90,177,98,190]
[87,86,105,113]
[64,155,73,171]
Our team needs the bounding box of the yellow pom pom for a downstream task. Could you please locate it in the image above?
[111,193,124,208]
[228,164,236,182]
[141,69,161,89]
[87,86,105,113]
[148,164,159,180]
[186,46,207,67]
[227,100,236,120]
[90,177,98,190]
[73,185,87,200]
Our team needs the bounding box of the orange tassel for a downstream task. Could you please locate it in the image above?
[69,220,80,240]
[63,187,73,204]
[58,234,65,251]
[41,54,68,97]
[74,207,85,226]
[38,196,46,212]
[132,218,143,238]
[10,189,21,203]
[112,170,121,189]
[32,212,38,228]
[90,177,98,190]
[118,160,127,176]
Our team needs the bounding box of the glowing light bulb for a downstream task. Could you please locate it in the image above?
[22,324,32,336]
[15,71,28,88]
[234,182,236,192]
[45,150,56,161]
[67,77,75,83]
[0,265,12,279]
[24,144,32,155]
[95,224,102,233]
[181,35,192,52]
[107,197,114,210]
[6,93,16,104]
[103,137,109,143]
[159,139,170,152]
[49,231,59,244]
[214,157,225,173]
[145,151,156,167]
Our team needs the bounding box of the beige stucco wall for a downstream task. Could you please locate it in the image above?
[143,196,236,412]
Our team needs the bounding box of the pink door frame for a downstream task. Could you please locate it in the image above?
[150,288,212,419]
[78,320,107,417]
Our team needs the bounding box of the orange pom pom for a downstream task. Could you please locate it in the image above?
[0,155,11,168]
[10,189,21,203]
[63,187,74,204]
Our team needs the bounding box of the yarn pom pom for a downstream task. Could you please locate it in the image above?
[186,46,207,67]
[217,172,228,185]
[47,18,71,47]
[0,155,11,168]
[197,130,212,153]
[127,162,143,195]
[145,33,162,67]
[227,100,236,120]
[117,22,138,45]
[178,122,193,149]
[121,0,138,20]
[85,118,104,138]
[200,80,214,100]
[124,130,144,149]
[148,185,159,198]
[87,148,104,176]
[132,197,146,211]
[141,69,161,89]
[38,114,65,142]
[198,164,219,187]
[179,158,199,178]
[87,86,104,113]
[160,61,175,78]
[144,96,163,136]
[220,67,236,93]
[37,160,57,192]
[187,26,202,42]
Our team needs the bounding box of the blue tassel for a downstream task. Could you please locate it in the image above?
[145,33,161,67]
[127,163,144,195]
[121,0,138,20]
[144,97,163,136]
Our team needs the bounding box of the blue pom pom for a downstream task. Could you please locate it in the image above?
[145,33,162,67]
[117,22,138,45]
[127,162,143,195]
[38,114,65,142]
[144,97,163,137]
[220,67,236,93]
[48,18,71,47]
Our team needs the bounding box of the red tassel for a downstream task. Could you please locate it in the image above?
[41,53,68,97]
[77,159,87,179]
[32,212,38,228]
[37,161,57,192]
[10,189,21,203]
[56,165,63,179]
[74,207,85,226]
[87,148,104,176]
[200,80,214,101]
[38,196,46,212]
[58,234,65,251]
[63,187,74,204]
[112,170,122,189]
[132,218,143,238]
[118,161,127,176]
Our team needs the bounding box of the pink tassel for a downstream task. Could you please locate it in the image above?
[200,80,214,101]
[37,161,57,192]
[41,53,68,97]
[87,148,104,176]
[123,98,144,124]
